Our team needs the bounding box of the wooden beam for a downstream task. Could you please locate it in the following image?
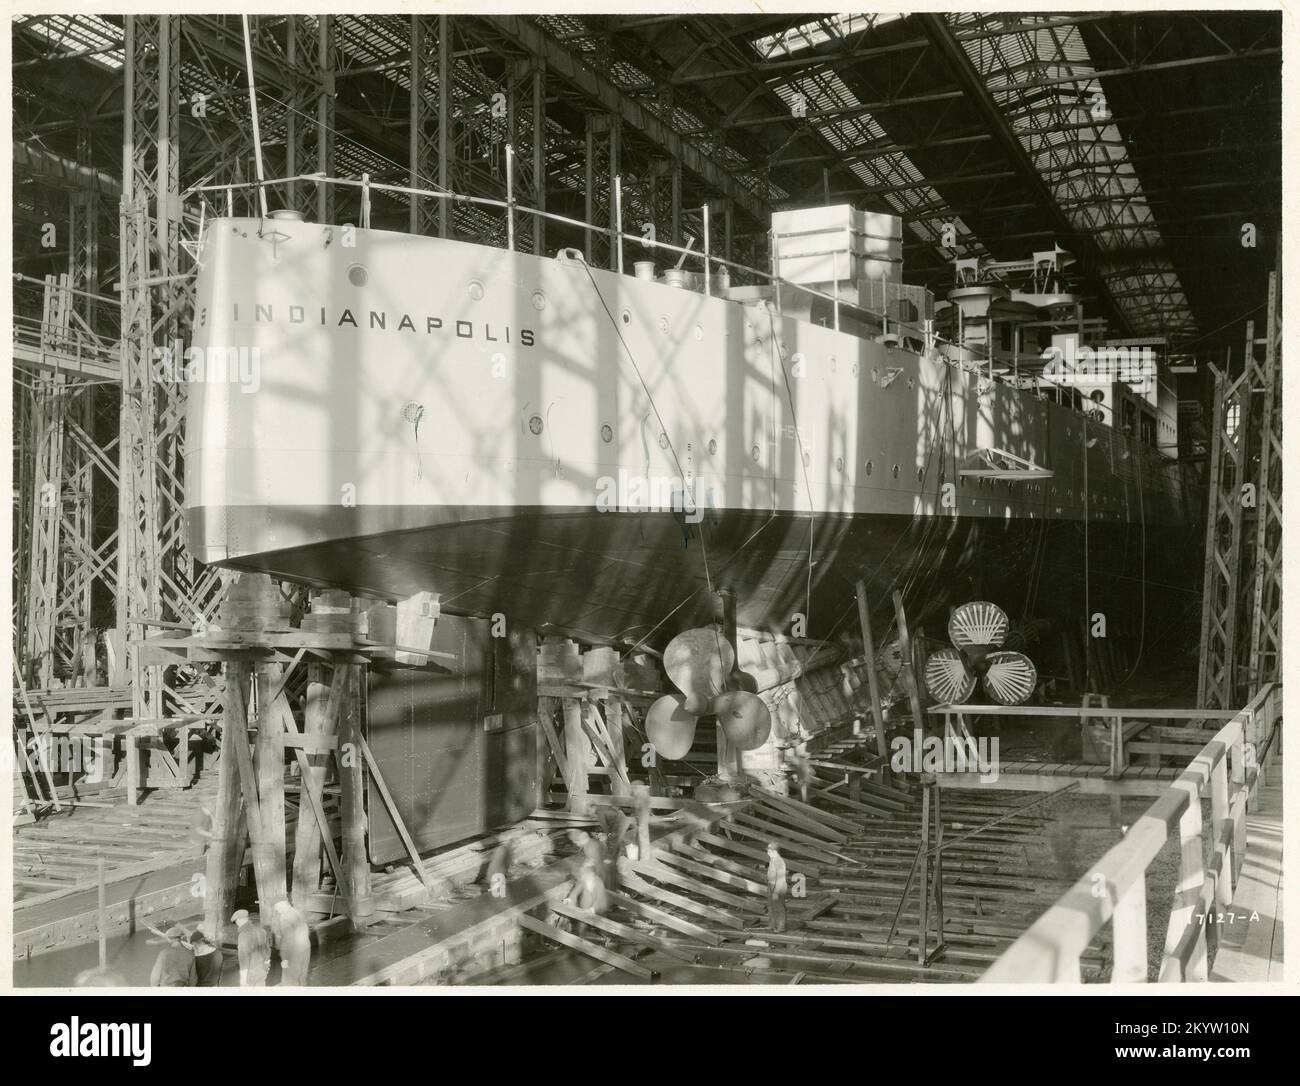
[517,912,654,979]
[290,663,347,910]
[338,664,374,920]
[562,697,592,814]
[605,890,722,945]
[536,697,570,783]
[549,899,695,961]
[855,581,891,766]
[252,662,289,914]
[619,869,744,927]
[358,733,435,894]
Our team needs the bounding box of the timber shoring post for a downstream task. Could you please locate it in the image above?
[716,588,742,780]
[291,663,332,905]
[855,580,891,777]
[289,663,350,912]
[562,697,593,814]
[892,591,928,740]
[253,661,289,917]
[205,659,250,938]
[339,662,375,922]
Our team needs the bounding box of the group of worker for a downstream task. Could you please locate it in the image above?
[148,900,313,987]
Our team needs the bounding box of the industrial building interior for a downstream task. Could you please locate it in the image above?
[9,10,1284,989]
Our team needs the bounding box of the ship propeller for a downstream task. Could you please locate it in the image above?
[947,600,1009,666]
[923,646,977,704]
[664,628,734,716]
[645,694,699,761]
[906,601,1038,707]
[646,627,774,764]
[980,651,1038,706]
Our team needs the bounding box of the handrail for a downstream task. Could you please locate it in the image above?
[979,682,1280,983]
[182,169,948,349]
[179,168,1168,443]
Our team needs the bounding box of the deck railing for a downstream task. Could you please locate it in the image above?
[182,169,956,355]
[179,169,1179,451]
[979,682,1281,983]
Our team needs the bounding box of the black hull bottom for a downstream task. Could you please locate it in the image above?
[193,504,1203,662]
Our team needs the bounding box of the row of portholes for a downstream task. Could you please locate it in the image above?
[618,306,704,342]
[555,426,1134,511]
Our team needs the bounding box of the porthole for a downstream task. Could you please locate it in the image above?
[892,464,900,479]
[532,290,547,311]
[802,451,812,468]
[751,445,761,462]
[708,438,717,455]
[658,432,669,449]
[528,415,543,435]
[347,263,368,286]
[851,362,859,377]
[835,456,844,473]
[694,325,704,342]
[621,308,631,324]
[658,316,670,336]
[866,460,873,476]
[600,424,613,444]
[830,356,837,372]
[468,279,485,301]
[917,467,924,483]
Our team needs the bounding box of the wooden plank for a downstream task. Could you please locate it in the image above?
[751,797,849,843]
[587,793,752,813]
[726,818,842,864]
[619,871,745,928]
[549,899,695,961]
[807,785,886,816]
[751,786,859,833]
[606,890,723,945]
[673,840,805,887]
[654,846,769,894]
[627,859,762,914]
[517,912,654,980]
[536,699,571,784]
[358,734,436,894]
[691,831,823,879]
[580,702,631,792]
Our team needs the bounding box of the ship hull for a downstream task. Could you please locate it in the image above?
[185,218,1203,653]
[191,501,1198,655]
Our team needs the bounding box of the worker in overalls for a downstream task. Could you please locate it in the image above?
[149,924,197,987]
[189,929,223,986]
[766,842,788,934]
[231,909,270,986]
[272,899,312,986]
